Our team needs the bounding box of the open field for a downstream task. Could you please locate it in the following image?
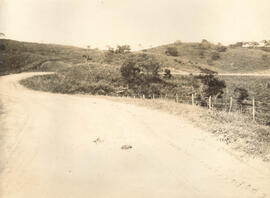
[220,76,270,125]
[1,73,270,198]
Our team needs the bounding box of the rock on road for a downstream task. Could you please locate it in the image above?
[0,73,270,198]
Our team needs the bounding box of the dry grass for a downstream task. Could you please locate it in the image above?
[144,42,270,73]
[107,96,270,161]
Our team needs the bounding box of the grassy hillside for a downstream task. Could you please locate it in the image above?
[0,39,103,75]
[2,39,270,75]
[143,41,270,73]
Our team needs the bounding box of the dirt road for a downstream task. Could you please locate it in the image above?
[0,73,270,198]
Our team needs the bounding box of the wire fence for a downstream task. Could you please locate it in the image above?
[121,92,270,126]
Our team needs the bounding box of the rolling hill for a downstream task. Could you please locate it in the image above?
[142,40,270,74]
[1,39,270,75]
[0,39,103,75]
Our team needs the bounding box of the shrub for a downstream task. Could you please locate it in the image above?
[103,49,115,63]
[0,44,6,50]
[120,53,163,98]
[230,42,243,48]
[194,74,226,106]
[115,45,131,54]
[165,47,178,56]
[217,46,227,52]
[163,69,172,79]
[233,88,249,112]
[211,52,220,60]
[120,53,161,85]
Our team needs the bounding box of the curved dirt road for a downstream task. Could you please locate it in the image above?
[0,73,270,198]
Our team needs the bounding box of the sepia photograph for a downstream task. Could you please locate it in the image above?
[0,0,270,197]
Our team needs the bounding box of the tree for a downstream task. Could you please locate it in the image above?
[194,74,226,106]
[120,53,161,85]
[115,45,131,54]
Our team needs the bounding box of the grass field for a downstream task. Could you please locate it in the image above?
[220,76,270,125]
[0,39,103,75]
[145,41,270,74]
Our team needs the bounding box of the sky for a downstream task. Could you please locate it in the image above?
[1,0,270,49]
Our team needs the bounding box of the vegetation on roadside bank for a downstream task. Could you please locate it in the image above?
[20,52,226,106]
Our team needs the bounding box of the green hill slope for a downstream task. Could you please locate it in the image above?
[0,39,102,75]
[143,41,270,74]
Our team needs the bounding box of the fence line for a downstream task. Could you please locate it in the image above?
[125,93,269,125]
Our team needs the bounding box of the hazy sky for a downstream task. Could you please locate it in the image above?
[1,0,270,49]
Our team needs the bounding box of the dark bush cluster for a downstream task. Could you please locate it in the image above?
[103,45,131,63]
[211,52,220,60]
[165,47,179,56]
[193,74,226,106]
[217,46,227,52]
[0,44,6,50]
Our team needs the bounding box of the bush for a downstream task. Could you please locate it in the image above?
[163,69,172,79]
[0,44,6,50]
[211,52,220,60]
[165,47,178,56]
[194,74,226,106]
[233,88,249,112]
[115,45,131,54]
[120,53,161,85]
[120,53,163,98]
[217,46,227,52]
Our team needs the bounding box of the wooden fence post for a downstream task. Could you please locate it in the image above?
[209,96,212,110]
[229,97,233,112]
[252,98,255,122]
[192,94,194,106]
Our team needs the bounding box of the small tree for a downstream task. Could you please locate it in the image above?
[120,54,161,97]
[115,45,131,54]
[194,74,226,106]
[165,47,178,56]
[121,53,160,84]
